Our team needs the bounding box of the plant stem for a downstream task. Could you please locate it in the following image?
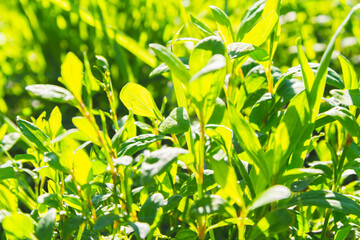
[320,209,331,240]
[265,64,273,94]
[198,112,206,200]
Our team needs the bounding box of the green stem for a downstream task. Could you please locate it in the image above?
[198,112,206,200]
[320,209,331,240]
[233,152,256,199]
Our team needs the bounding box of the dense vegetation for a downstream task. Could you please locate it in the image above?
[2,0,360,239]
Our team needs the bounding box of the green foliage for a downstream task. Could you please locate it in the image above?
[2,0,360,240]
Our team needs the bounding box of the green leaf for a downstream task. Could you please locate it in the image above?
[38,194,61,210]
[210,158,243,206]
[0,167,16,181]
[189,36,225,76]
[138,193,164,224]
[228,102,270,181]
[17,117,50,152]
[3,213,34,239]
[36,208,56,240]
[60,52,83,101]
[141,147,188,184]
[207,97,226,125]
[280,63,344,90]
[331,89,360,107]
[249,208,293,239]
[93,214,120,231]
[189,54,226,123]
[149,57,189,78]
[63,215,86,239]
[159,107,190,134]
[237,0,265,41]
[227,42,269,63]
[307,4,360,122]
[291,178,314,192]
[149,43,191,84]
[60,136,92,185]
[117,134,165,156]
[72,116,101,146]
[120,82,163,121]
[25,84,74,103]
[320,106,360,143]
[0,184,18,212]
[175,229,198,240]
[49,106,62,138]
[209,5,234,46]
[288,190,360,216]
[129,222,150,239]
[338,54,358,89]
[249,185,290,211]
[190,195,232,217]
[190,14,214,37]
[241,10,278,47]
[84,53,100,92]
[0,133,20,153]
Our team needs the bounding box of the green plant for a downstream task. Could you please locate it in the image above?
[2,0,360,239]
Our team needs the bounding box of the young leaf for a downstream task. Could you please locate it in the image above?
[2,213,34,239]
[209,5,234,46]
[49,106,62,138]
[72,116,101,146]
[158,107,190,134]
[189,36,225,76]
[248,185,291,211]
[190,14,214,37]
[241,11,278,47]
[0,184,18,212]
[25,84,74,103]
[237,0,265,41]
[60,52,83,101]
[36,208,56,240]
[308,4,360,122]
[17,117,50,152]
[149,43,191,84]
[338,55,358,90]
[189,54,226,123]
[120,82,163,121]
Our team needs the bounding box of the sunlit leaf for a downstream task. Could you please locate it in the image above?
[60,52,83,101]
[120,82,163,120]
[25,84,74,103]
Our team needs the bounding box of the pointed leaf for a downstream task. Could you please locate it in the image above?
[60,52,83,101]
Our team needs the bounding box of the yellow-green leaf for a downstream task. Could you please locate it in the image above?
[60,52,83,101]
[120,83,163,121]
[72,116,101,146]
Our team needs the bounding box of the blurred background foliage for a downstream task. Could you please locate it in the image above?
[0,0,360,122]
